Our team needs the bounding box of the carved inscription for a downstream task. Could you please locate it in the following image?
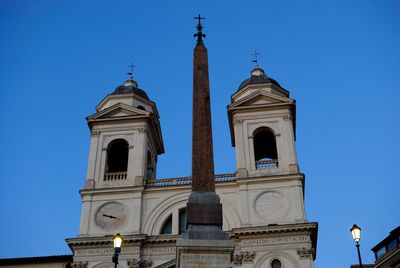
[180,253,231,268]
[142,247,176,255]
[75,247,138,256]
[242,235,309,246]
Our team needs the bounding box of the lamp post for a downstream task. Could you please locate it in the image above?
[112,233,123,268]
[350,224,363,268]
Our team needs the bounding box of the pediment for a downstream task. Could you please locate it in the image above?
[230,90,293,109]
[87,102,149,120]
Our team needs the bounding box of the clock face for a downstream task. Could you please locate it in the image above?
[95,202,128,231]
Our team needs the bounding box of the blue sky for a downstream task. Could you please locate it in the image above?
[0,1,399,267]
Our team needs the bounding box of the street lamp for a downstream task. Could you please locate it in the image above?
[112,233,123,268]
[350,224,363,268]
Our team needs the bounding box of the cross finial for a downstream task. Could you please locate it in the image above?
[194,14,206,44]
[252,51,261,66]
[127,63,136,80]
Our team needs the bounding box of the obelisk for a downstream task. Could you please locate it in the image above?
[176,15,234,268]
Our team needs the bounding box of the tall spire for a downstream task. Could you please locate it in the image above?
[191,15,215,193]
[176,18,234,268]
[186,14,223,230]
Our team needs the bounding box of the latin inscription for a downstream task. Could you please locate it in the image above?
[75,247,138,256]
[242,235,309,246]
[180,253,231,268]
[142,247,176,255]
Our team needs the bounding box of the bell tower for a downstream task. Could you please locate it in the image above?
[228,65,298,179]
[78,75,164,237]
[227,64,308,227]
[226,64,318,267]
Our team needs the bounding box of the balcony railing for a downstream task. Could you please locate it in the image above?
[255,159,278,169]
[104,172,127,181]
[146,173,236,187]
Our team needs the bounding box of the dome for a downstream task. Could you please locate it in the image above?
[237,66,281,90]
[111,79,149,100]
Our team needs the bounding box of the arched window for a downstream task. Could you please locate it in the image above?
[178,208,187,234]
[160,215,172,234]
[159,208,187,235]
[137,105,146,111]
[271,259,281,268]
[106,139,129,173]
[253,127,278,169]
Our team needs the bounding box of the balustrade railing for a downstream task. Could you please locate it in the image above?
[104,172,127,181]
[255,159,278,169]
[146,173,236,187]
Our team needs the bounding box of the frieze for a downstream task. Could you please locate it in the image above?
[75,246,139,257]
[242,235,309,246]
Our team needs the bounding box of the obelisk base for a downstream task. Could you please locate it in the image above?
[176,238,234,268]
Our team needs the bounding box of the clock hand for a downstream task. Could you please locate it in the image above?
[103,213,118,219]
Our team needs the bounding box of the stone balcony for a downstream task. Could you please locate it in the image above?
[104,171,127,181]
[146,173,236,188]
[255,159,278,169]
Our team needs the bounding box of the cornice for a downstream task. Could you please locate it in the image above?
[236,172,304,185]
[96,92,156,113]
[230,222,317,237]
[80,185,145,196]
[231,83,289,101]
[66,234,147,250]
[66,234,180,250]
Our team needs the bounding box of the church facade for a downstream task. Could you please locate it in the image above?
[0,26,317,267]
[63,59,318,267]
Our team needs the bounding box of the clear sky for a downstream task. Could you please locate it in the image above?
[0,1,399,267]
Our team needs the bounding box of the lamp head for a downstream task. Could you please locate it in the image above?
[350,224,361,243]
[113,233,123,249]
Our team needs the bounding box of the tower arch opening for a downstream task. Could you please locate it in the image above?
[104,139,129,181]
[146,150,154,180]
[253,127,278,169]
